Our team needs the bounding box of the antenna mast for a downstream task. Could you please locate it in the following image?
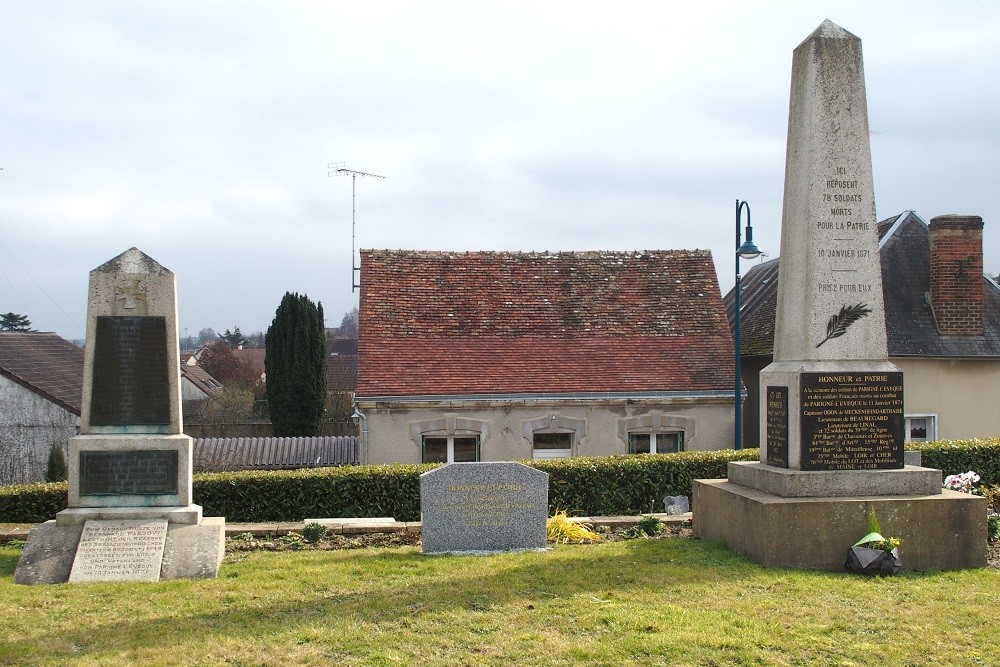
[328,163,386,291]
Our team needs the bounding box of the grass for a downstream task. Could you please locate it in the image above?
[1,537,998,666]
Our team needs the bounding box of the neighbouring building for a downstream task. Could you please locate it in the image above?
[355,249,737,465]
[180,362,224,416]
[727,211,1000,446]
[0,332,84,484]
[326,336,357,420]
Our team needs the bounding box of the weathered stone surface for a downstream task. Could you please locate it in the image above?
[760,20,903,470]
[420,462,548,554]
[12,522,83,585]
[14,248,224,584]
[56,505,202,526]
[728,461,941,497]
[694,480,986,571]
[80,247,182,435]
[68,519,168,582]
[160,517,225,580]
[772,20,886,363]
[67,434,194,508]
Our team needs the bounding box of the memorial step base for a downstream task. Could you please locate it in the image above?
[693,479,986,571]
[729,461,942,497]
[56,504,203,526]
[13,516,225,585]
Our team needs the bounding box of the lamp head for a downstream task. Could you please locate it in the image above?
[737,239,762,260]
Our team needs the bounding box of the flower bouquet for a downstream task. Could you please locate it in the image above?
[845,509,902,576]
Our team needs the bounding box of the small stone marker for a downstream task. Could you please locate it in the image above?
[69,520,168,582]
[420,462,548,554]
[662,495,689,515]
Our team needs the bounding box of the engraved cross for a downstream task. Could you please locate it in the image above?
[115,280,147,310]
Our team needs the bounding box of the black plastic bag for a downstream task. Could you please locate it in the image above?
[846,546,902,576]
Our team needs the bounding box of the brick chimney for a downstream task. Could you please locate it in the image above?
[929,214,984,336]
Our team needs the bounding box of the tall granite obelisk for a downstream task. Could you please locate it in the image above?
[760,20,903,471]
[692,21,986,571]
[14,248,224,584]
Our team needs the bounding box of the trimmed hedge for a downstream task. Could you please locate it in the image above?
[0,482,68,524]
[1,440,997,523]
[534,449,759,516]
[912,438,1000,483]
[196,463,427,522]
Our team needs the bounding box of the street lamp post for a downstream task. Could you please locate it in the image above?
[734,199,763,450]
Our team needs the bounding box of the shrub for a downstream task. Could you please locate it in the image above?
[302,522,329,544]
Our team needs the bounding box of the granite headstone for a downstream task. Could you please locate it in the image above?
[420,462,548,554]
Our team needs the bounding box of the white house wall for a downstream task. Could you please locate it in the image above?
[893,357,1000,440]
[0,374,80,485]
[359,399,735,465]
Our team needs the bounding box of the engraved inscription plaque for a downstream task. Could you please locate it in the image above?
[91,316,170,426]
[79,450,179,495]
[69,520,168,582]
[766,386,789,468]
[800,372,903,470]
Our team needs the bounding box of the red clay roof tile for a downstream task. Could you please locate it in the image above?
[358,250,734,396]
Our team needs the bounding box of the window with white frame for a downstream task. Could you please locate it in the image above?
[532,432,573,459]
[904,415,936,442]
[422,435,480,463]
[628,431,684,454]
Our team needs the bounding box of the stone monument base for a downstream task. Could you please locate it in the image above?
[56,505,203,525]
[13,515,225,585]
[728,461,941,497]
[693,479,986,571]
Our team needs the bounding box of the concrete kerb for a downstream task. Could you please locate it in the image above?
[1,513,692,544]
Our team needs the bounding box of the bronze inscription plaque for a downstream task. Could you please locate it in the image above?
[79,450,178,495]
[800,372,903,470]
[765,386,789,468]
[90,316,170,425]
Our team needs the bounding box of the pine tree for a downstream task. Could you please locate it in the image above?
[0,312,33,331]
[265,292,327,436]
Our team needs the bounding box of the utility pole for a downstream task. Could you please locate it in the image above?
[328,163,385,292]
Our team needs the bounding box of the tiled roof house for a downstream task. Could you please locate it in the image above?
[726,211,1000,446]
[0,332,84,484]
[356,249,737,464]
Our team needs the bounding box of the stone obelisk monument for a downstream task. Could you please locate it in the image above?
[693,21,986,571]
[14,248,225,584]
[762,19,902,471]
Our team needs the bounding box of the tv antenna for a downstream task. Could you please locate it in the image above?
[328,163,385,291]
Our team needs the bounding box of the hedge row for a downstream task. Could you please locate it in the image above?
[912,438,1000,483]
[1,439,997,524]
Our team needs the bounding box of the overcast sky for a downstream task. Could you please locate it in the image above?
[2,1,998,341]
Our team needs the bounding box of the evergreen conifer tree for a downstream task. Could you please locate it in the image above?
[265,292,327,436]
[45,442,68,482]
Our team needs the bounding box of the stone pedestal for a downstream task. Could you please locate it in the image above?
[694,477,986,571]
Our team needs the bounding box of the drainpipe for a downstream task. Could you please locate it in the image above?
[351,405,368,465]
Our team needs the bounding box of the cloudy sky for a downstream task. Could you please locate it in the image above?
[2,1,998,341]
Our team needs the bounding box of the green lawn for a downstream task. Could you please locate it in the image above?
[1,538,997,666]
